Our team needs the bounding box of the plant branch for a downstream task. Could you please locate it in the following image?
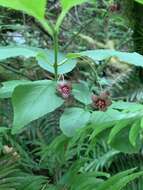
[82,57,103,91]
[39,18,54,37]
[62,19,94,51]
[53,31,59,80]
[0,62,32,80]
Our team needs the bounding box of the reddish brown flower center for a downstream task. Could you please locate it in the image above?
[96,99,106,109]
[92,91,112,111]
[61,85,70,95]
[57,81,72,99]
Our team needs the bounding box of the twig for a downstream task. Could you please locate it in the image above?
[62,19,94,51]
[0,62,32,80]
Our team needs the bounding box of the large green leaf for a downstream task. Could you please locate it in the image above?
[0,0,53,35]
[110,127,141,153]
[111,101,143,112]
[108,120,131,144]
[0,127,9,133]
[67,50,143,67]
[0,0,46,20]
[97,168,136,190]
[0,47,76,74]
[89,109,125,140]
[37,50,76,74]
[0,46,37,60]
[12,80,64,134]
[56,0,91,30]
[0,80,30,99]
[97,168,143,190]
[110,171,143,190]
[90,109,125,125]
[129,119,141,147]
[72,82,92,105]
[60,108,91,136]
[135,0,143,4]
[89,106,143,153]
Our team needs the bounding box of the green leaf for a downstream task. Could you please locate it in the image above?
[37,50,76,74]
[0,0,53,36]
[140,117,143,128]
[68,50,143,67]
[0,127,9,133]
[109,171,143,190]
[129,119,141,146]
[89,109,125,140]
[108,120,130,144]
[89,107,143,153]
[111,101,143,112]
[0,0,46,20]
[97,168,136,190]
[97,168,143,190]
[56,0,91,30]
[88,104,143,153]
[90,109,125,125]
[110,127,141,153]
[12,80,64,134]
[135,0,143,4]
[0,80,30,99]
[0,47,76,74]
[0,46,37,60]
[95,150,120,171]
[72,82,92,105]
[60,108,91,136]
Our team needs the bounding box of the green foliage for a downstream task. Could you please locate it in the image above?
[129,119,140,146]
[72,82,92,105]
[135,0,143,4]
[60,107,91,136]
[56,0,91,30]
[0,0,47,20]
[12,80,64,134]
[0,0,52,35]
[0,80,29,99]
[0,47,77,75]
[68,50,143,67]
[0,46,37,60]
[1,1,143,190]
[2,47,143,77]
[37,50,76,74]
[0,153,48,190]
[97,168,143,190]
[88,102,143,153]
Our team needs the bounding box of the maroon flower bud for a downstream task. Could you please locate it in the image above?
[109,4,120,12]
[92,91,112,111]
[57,81,72,99]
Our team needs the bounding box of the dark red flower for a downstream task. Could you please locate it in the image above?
[109,4,120,12]
[57,81,72,99]
[92,91,112,111]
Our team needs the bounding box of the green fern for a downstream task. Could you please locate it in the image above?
[0,153,49,190]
